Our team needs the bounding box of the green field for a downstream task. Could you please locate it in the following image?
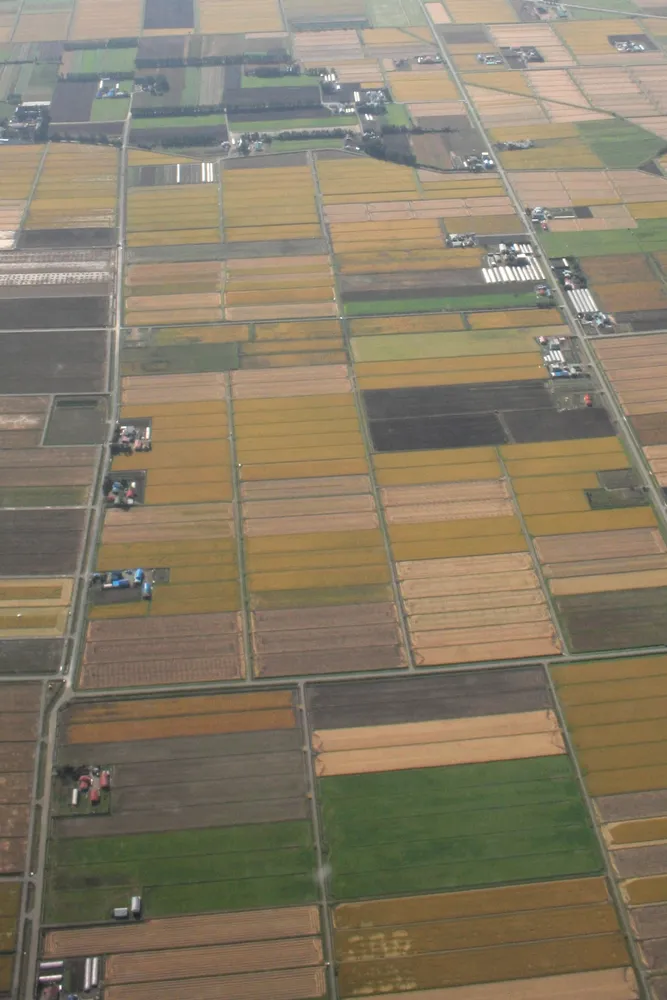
[0,486,88,507]
[569,0,638,17]
[229,117,338,132]
[383,102,412,127]
[344,291,538,315]
[319,757,602,900]
[241,73,317,88]
[72,47,137,75]
[45,821,317,923]
[120,343,239,376]
[367,0,426,26]
[90,89,131,122]
[269,138,345,151]
[541,220,667,257]
[131,113,227,130]
[578,119,665,168]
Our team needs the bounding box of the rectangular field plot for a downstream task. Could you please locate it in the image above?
[221,164,321,246]
[43,907,326,1000]
[46,690,318,925]
[334,885,634,997]
[233,364,408,676]
[351,315,554,390]
[364,379,614,451]
[25,145,118,236]
[0,683,41,878]
[224,256,335,322]
[0,883,21,996]
[309,668,604,942]
[498,438,667,652]
[595,335,667,476]
[552,654,667,983]
[126,184,220,251]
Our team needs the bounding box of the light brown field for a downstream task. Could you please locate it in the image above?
[315,728,564,776]
[534,527,666,563]
[105,967,325,1000]
[44,906,320,957]
[313,710,558,753]
[106,938,323,983]
[339,968,637,1000]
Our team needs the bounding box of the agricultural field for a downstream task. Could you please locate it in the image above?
[308,670,637,997]
[42,690,328,999]
[552,654,667,996]
[0,684,43,996]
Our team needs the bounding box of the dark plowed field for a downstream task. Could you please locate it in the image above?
[365,380,612,452]
[307,666,550,729]
[57,729,302,767]
[558,587,667,651]
[49,80,97,123]
[633,413,667,446]
[503,407,614,443]
[0,508,86,575]
[0,292,108,327]
[0,330,106,394]
[0,639,64,675]
[371,412,507,451]
[143,0,194,28]
[18,229,115,250]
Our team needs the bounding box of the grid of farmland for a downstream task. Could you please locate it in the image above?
[7,0,667,994]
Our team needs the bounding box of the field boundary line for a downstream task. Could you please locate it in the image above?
[224,371,253,684]
[298,681,339,1000]
[496,450,569,656]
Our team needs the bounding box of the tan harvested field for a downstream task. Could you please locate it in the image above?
[232,364,352,399]
[105,966,326,1000]
[313,709,558,753]
[315,728,564,776]
[393,551,558,664]
[242,475,371,500]
[535,527,667,563]
[69,0,142,37]
[341,968,638,999]
[26,147,117,229]
[44,906,321,957]
[550,569,667,596]
[121,373,226,405]
[106,937,323,983]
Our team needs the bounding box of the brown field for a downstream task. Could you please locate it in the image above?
[120,373,227,406]
[242,475,371,500]
[106,938,323,984]
[315,730,563,776]
[335,876,629,995]
[66,707,295,745]
[0,837,27,874]
[44,906,320,957]
[337,937,628,995]
[69,689,286,722]
[341,969,637,999]
[106,966,325,1000]
[336,879,608,928]
[393,551,557,664]
[535,527,666,563]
